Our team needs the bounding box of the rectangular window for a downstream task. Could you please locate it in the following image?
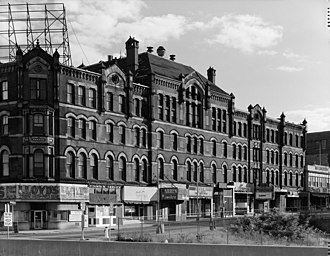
[1,115,8,135]
[67,117,75,137]
[89,88,96,108]
[90,121,96,140]
[119,95,126,113]
[106,92,113,111]
[67,84,74,104]
[172,134,177,151]
[119,126,126,144]
[30,78,46,100]
[222,110,227,133]
[158,94,164,120]
[158,132,164,149]
[33,114,44,135]
[165,96,170,122]
[212,107,216,131]
[171,97,177,123]
[134,99,140,117]
[78,86,86,106]
[79,119,86,139]
[1,81,8,100]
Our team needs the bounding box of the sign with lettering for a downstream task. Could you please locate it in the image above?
[122,186,157,203]
[189,186,213,198]
[0,183,89,202]
[256,192,273,200]
[160,188,178,200]
[4,212,12,227]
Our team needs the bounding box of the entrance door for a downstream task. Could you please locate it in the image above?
[33,211,43,229]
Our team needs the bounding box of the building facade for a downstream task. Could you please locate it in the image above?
[306,131,330,167]
[0,37,306,230]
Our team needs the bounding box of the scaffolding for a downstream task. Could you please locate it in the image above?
[0,3,72,66]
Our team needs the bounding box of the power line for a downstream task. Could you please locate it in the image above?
[67,12,89,65]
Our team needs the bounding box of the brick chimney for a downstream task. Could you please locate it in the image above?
[207,67,216,84]
[125,36,139,74]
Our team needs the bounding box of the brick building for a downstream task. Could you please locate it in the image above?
[0,37,307,230]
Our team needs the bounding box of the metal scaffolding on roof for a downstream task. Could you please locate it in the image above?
[0,2,72,66]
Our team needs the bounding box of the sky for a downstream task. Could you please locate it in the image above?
[1,0,330,132]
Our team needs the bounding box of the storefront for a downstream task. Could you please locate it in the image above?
[233,182,254,215]
[213,183,233,217]
[274,188,287,212]
[88,185,122,227]
[159,184,188,221]
[0,183,89,230]
[121,186,157,221]
[187,185,213,218]
[255,184,274,213]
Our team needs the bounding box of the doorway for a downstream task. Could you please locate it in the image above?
[33,211,43,229]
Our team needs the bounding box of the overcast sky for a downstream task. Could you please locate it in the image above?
[2,0,330,132]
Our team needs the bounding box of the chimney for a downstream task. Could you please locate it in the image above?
[125,36,139,74]
[207,67,216,84]
[169,54,176,61]
[147,47,153,53]
[156,46,166,57]
[108,55,113,62]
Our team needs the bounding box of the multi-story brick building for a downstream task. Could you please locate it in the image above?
[306,131,330,167]
[0,37,307,230]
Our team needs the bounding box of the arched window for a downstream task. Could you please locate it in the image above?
[66,152,75,178]
[158,158,164,180]
[0,150,9,176]
[266,169,270,184]
[275,171,279,185]
[107,123,114,143]
[193,137,198,154]
[223,142,227,158]
[232,144,236,159]
[289,172,293,186]
[142,159,148,182]
[119,125,126,144]
[134,158,140,182]
[135,127,140,146]
[238,166,242,182]
[173,133,178,151]
[67,117,75,137]
[185,85,203,128]
[106,155,114,180]
[223,165,228,183]
[1,115,8,135]
[243,167,248,183]
[134,98,140,116]
[238,145,242,160]
[187,162,192,182]
[186,136,191,153]
[172,159,178,181]
[141,129,147,147]
[300,173,304,187]
[199,138,204,154]
[271,170,274,185]
[275,151,279,165]
[271,151,274,164]
[34,150,44,177]
[295,173,299,187]
[199,163,204,183]
[212,140,217,156]
[232,166,237,182]
[78,153,87,179]
[90,154,98,180]
[243,146,248,161]
[295,154,299,167]
[158,131,164,149]
[106,92,113,111]
[300,155,304,168]
[284,172,288,186]
[289,153,293,167]
[212,164,217,184]
[266,150,270,164]
[119,157,126,181]
[284,152,288,166]
[193,162,198,182]
[90,120,97,140]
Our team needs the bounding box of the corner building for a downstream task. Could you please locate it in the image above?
[0,37,306,230]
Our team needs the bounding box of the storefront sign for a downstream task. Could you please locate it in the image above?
[161,184,189,200]
[69,211,82,222]
[287,191,299,198]
[160,188,178,200]
[89,194,117,205]
[189,186,213,198]
[0,183,89,202]
[234,182,253,193]
[122,186,157,203]
[256,192,273,200]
